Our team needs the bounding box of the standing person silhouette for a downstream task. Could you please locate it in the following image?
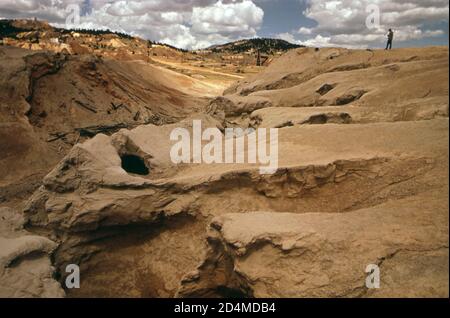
[386,29,394,50]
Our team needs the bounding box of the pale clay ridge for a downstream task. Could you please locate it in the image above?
[0,45,448,297]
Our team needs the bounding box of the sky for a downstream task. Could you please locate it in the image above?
[0,0,448,50]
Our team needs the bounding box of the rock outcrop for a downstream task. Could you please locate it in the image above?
[178,192,448,298]
[0,207,64,297]
[22,115,449,297]
[218,47,448,127]
[0,46,212,203]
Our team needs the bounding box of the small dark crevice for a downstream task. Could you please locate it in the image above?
[335,90,367,106]
[316,83,336,96]
[275,120,294,128]
[302,113,352,125]
[6,250,47,268]
[308,114,328,124]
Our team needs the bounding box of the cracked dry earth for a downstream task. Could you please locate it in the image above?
[1,46,449,298]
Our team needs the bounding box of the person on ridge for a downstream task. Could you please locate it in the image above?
[386,29,394,50]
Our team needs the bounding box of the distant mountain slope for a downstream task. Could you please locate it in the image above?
[207,38,304,54]
[1,19,132,41]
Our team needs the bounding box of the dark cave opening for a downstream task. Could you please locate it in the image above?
[120,154,149,175]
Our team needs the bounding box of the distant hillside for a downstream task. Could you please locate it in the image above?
[0,19,124,38]
[0,18,194,64]
[207,38,303,54]
[0,19,188,51]
[1,19,302,56]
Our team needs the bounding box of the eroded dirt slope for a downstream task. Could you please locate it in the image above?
[0,46,212,204]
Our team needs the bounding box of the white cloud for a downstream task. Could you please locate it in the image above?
[294,0,449,48]
[298,27,312,35]
[192,0,263,37]
[0,0,265,49]
[276,32,297,43]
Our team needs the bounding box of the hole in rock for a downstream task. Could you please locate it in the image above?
[316,83,336,96]
[121,154,149,175]
[303,113,352,125]
[308,114,328,124]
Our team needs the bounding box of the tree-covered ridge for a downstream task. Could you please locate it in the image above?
[208,38,304,54]
[0,20,23,39]
[57,27,134,39]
